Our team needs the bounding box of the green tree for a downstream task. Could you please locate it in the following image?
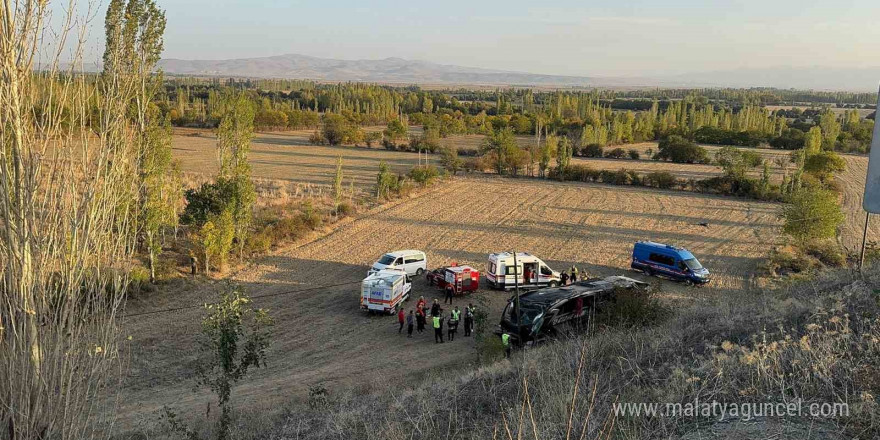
[556,137,573,180]
[481,127,518,175]
[539,135,558,178]
[142,112,180,282]
[439,147,463,175]
[200,209,235,273]
[376,161,398,200]
[804,151,846,182]
[383,118,408,146]
[196,287,273,439]
[715,146,763,179]
[655,136,709,164]
[819,110,841,150]
[782,189,844,242]
[804,126,823,157]
[217,94,256,258]
[104,0,171,283]
[333,156,344,215]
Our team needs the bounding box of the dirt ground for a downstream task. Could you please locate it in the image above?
[837,154,875,252]
[118,175,782,430]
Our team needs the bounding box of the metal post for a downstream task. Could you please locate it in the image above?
[512,251,520,336]
[860,211,871,271]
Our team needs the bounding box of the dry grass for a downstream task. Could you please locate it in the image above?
[257,267,879,440]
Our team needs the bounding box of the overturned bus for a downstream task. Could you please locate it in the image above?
[498,276,648,345]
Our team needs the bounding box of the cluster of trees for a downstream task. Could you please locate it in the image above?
[180,93,257,273]
[160,79,876,157]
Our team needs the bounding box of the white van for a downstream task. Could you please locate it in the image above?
[486,252,560,290]
[368,250,427,278]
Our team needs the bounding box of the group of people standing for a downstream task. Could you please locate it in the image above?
[397,296,475,344]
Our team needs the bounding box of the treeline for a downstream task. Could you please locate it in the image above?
[157,80,876,154]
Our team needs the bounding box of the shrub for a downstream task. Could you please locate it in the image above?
[696,175,757,197]
[766,246,821,276]
[645,171,678,189]
[604,147,626,159]
[596,285,669,328]
[308,130,325,145]
[336,202,355,217]
[560,163,600,182]
[804,151,847,181]
[581,143,604,158]
[409,165,441,186]
[655,136,709,164]
[783,189,844,242]
[803,240,846,267]
[599,169,631,185]
[628,149,640,160]
[180,179,237,226]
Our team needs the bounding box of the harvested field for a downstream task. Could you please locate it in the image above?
[172,128,423,191]
[838,154,874,251]
[119,175,782,429]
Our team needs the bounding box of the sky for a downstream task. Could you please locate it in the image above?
[62,0,880,77]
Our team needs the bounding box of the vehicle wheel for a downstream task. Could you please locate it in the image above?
[416,268,425,276]
[548,281,559,288]
[645,268,654,277]
[684,279,694,287]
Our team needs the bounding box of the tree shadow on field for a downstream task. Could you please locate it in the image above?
[379,215,763,247]
[557,206,779,229]
[253,146,417,169]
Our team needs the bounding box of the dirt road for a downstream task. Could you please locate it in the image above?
[118,176,782,428]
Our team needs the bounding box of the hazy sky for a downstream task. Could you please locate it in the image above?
[68,0,880,77]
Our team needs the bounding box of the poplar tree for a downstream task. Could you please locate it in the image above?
[556,137,573,181]
[333,156,344,215]
[217,94,256,258]
[104,0,176,283]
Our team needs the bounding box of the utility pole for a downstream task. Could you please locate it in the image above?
[860,211,871,271]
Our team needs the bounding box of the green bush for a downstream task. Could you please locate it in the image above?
[605,147,627,159]
[561,163,600,182]
[581,143,604,158]
[655,135,710,164]
[628,149,640,160]
[645,171,678,189]
[180,179,237,226]
[783,189,844,242]
[599,169,632,185]
[408,165,440,186]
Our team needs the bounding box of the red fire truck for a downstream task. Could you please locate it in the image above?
[426,264,480,296]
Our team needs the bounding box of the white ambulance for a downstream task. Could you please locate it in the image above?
[360,269,412,314]
[485,252,561,290]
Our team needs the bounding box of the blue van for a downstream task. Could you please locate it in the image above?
[631,241,710,285]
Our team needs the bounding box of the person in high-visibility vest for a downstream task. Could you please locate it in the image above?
[570,266,579,283]
[501,333,511,358]
[433,314,444,344]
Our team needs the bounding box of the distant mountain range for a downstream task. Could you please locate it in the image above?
[156,53,880,92]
